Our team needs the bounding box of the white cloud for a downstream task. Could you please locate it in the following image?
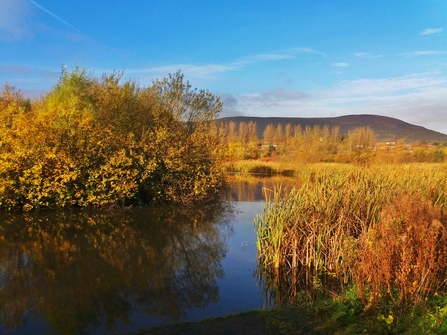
[0,0,32,40]
[288,47,327,56]
[241,88,310,104]
[237,47,325,65]
[227,89,312,117]
[401,50,447,57]
[237,53,293,64]
[354,52,384,59]
[420,28,443,35]
[332,74,446,97]
[331,62,349,67]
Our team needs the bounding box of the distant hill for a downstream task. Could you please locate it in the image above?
[219,114,447,143]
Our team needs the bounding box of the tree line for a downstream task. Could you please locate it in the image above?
[221,120,446,163]
[222,120,375,162]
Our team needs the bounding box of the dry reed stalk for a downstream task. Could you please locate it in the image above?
[255,163,447,302]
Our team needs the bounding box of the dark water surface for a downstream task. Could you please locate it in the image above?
[0,180,282,335]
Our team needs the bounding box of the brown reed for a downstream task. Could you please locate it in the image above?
[255,163,447,305]
[356,194,447,307]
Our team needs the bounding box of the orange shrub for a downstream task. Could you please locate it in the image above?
[356,195,447,307]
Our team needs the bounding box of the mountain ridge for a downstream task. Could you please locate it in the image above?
[219,114,447,143]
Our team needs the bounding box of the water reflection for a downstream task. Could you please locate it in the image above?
[0,202,233,335]
[227,175,300,202]
[0,177,305,335]
[228,176,315,307]
[257,266,344,308]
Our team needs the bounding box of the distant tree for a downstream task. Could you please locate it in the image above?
[284,123,293,150]
[274,124,285,145]
[348,127,375,153]
[292,124,303,149]
[227,121,237,143]
[238,121,249,147]
[263,123,275,145]
[247,121,258,144]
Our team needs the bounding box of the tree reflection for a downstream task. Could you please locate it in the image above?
[0,202,234,334]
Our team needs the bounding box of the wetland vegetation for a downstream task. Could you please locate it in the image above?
[253,163,447,334]
[2,68,447,334]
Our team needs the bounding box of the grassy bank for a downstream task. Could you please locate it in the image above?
[132,298,447,335]
[132,308,320,335]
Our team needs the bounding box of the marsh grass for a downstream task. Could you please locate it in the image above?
[255,163,447,309]
[223,159,296,176]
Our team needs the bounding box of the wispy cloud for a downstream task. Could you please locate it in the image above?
[331,73,447,99]
[0,63,60,91]
[223,88,311,117]
[0,0,32,40]
[126,48,325,83]
[243,88,310,102]
[289,47,327,56]
[238,53,294,63]
[127,63,237,81]
[238,47,325,65]
[27,0,83,34]
[331,62,349,67]
[354,52,384,59]
[400,50,447,57]
[419,28,443,35]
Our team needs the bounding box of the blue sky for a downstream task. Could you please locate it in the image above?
[1,0,447,134]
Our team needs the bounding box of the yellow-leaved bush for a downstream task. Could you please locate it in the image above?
[0,68,226,210]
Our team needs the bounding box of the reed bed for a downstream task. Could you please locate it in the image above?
[255,163,447,306]
[223,159,296,176]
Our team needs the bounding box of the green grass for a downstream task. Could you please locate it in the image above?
[131,294,447,335]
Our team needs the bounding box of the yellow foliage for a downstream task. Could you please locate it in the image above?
[0,69,225,210]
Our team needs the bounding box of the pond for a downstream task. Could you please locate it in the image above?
[0,178,296,335]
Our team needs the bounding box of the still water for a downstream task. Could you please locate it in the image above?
[0,179,288,335]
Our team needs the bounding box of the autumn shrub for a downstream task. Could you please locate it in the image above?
[356,195,447,307]
[0,69,226,210]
